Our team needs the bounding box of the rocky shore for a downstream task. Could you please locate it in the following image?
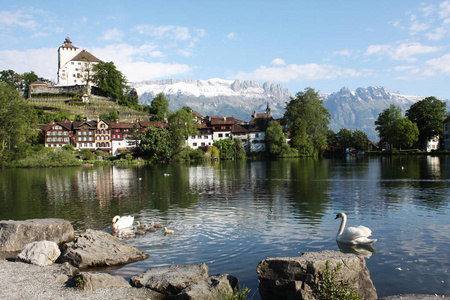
[1,218,448,299]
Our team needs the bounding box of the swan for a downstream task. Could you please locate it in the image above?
[164,227,174,235]
[335,213,377,245]
[112,215,134,230]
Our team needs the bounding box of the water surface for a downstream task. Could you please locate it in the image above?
[0,156,449,298]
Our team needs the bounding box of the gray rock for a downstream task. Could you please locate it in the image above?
[257,250,377,300]
[0,218,74,252]
[80,272,131,291]
[130,263,209,295]
[16,241,61,266]
[58,229,149,268]
[168,273,239,300]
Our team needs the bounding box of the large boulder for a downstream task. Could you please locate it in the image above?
[58,229,149,268]
[167,273,239,300]
[80,272,131,291]
[130,264,209,295]
[257,250,377,300]
[0,218,74,252]
[16,241,61,266]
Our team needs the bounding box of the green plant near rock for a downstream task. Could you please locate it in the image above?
[219,286,252,300]
[319,260,360,300]
[74,275,84,288]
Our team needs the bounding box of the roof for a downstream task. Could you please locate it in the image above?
[209,116,245,126]
[71,50,101,63]
[110,122,136,129]
[60,37,78,50]
[139,121,169,129]
[232,124,249,133]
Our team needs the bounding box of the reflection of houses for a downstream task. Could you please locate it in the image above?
[426,136,440,152]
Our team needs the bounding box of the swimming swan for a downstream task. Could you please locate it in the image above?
[112,215,134,230]
[335,213,377,245]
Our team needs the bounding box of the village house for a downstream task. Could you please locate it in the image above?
[41,122,73,148]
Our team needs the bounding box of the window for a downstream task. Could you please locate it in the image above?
[201,143,205,146]
[191,135,195,139]
[225,133,230,137]
[218,133,223,137]
[193,143,197,147]
[197,135,202,139]
[204,136,208,139]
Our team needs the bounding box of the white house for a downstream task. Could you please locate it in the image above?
[57,37,100,86]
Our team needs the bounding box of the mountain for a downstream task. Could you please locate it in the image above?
[132,78,291,121]
[132,79,447,141]
[320,86,433,141]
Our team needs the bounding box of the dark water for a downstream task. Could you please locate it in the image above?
[1,156,449,298]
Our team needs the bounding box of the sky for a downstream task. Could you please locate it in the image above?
[1,0,450,99]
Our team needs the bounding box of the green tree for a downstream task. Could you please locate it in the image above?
[336,128,353,150]
[232,137,246,159]
[150,93,170,121]
[405,96,447,150]
[168,109,200,155]
[140,126,173,162]
[375,104,418,149]
[92,61,127,103]
[264,121,285,156]
[352,130,368,152]
[0,69,22,90]
[290,118,314,156]
[22,71,39,96]
[0,84,38,164]
[100,111,119,122]
[283,87,330,156]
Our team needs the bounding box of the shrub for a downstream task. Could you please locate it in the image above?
[319,260,359,300]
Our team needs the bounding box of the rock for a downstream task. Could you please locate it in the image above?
[167,273,239,300]
[80,272,131,291]
[16,241,61,266]
[0,218,74,252]
[257,250,377,300]
[58,229,149,268]
[130,263,209,295]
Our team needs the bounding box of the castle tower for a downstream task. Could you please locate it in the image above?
[57,37,80,85]
[266,102,272,117]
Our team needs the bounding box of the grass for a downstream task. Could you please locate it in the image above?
[319,260,360,300]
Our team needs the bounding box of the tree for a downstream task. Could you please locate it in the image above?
[264,121,285,156]
[150,93,170,121]
[92,61,127,102]
[283,87,330,156]
[168,109,200,154]
[336,128,353,150]
[99,111,119,122]
[375,104,418,149]
[405,97,447,150]
[0,69,22,90]
[0,84,38,164]
[352,130,368,152]
[140,126,173,162]
[290,118,314,156]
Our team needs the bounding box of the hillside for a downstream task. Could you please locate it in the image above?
[28,94,150,122]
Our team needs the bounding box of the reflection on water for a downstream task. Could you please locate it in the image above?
[0,156,449,298]
[337,241,377,258]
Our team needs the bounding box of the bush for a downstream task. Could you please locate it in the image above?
[78,149,95,161]
[319,260,359,300]
[13,148,82,167]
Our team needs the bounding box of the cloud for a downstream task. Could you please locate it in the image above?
[0,10,37,30]
[134,25,191,41]
[0,48,56,80]
[271,58,286,66]
[409,21,430,35]
[423,53,450,76]
[101,28,124,42]
[426,26,447,40]
[367,42,441,62]
[332,49,353,57]
[230,63,363,82]
[439,1,450,18]
[226,32,236,40]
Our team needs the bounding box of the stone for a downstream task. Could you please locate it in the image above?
[130,263,209,295]
[16,241,61,266]
[257,250,377,300]
[58,229,149,268]
[80,272,131,291]
[168,273,239,300]
[0,218,74,252]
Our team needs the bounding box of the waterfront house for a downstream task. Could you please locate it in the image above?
[73,120,97,150]
[41,122,73,148]
[95,119,111,154]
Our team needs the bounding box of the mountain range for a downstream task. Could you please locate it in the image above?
[132,79,448,141]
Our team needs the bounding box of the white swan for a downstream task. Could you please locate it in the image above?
[112,215,134,230]
[335,213,377,245]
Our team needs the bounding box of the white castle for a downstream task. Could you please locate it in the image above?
[57,37,101,86]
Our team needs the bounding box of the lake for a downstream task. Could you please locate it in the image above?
[0,156,449,298]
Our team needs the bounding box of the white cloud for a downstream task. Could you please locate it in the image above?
[367,42,441,62]
[409,21,430,35]
[439,1,450,18]
[0,48,56,80]
[423,53,450,76]
[101,28,124,42]
[271,58,286,66]
[134,25,191,41]
[231,63,363,82]
[0,10,37,30]
[226,32,236,39]
[426,27,447,40]
[332,49,353,57]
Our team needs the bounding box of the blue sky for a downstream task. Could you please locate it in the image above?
[1,0,450,99]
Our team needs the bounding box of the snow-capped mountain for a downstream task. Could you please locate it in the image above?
[132,78,291,120]
[132,79,447,141]
[320,86,434,141]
